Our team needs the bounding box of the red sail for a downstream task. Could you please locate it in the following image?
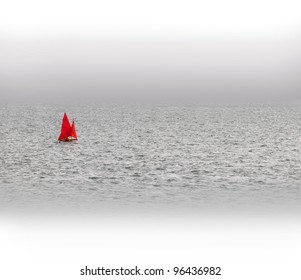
[70,120,77,139]
[58,113,71,141]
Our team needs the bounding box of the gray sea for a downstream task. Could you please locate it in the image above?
[1,103,301,213]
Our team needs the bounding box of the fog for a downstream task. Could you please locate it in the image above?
[1,0,301,103]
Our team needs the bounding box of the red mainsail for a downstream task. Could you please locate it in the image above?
[58,113,72,141]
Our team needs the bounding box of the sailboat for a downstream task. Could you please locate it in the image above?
[58,113,78,142]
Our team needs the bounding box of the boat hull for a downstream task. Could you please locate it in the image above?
[58,138,78,142]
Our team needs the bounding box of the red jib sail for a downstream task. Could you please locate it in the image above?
[70,120,77,139]
[58,113,72,141]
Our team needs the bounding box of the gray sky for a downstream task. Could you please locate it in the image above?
[1,0,301,103]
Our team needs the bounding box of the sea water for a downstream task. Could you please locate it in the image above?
[1,103,301,212]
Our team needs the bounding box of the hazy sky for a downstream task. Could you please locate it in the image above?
[1,0,301,103]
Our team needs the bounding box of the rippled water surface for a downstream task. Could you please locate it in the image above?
[1,104,301,211]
